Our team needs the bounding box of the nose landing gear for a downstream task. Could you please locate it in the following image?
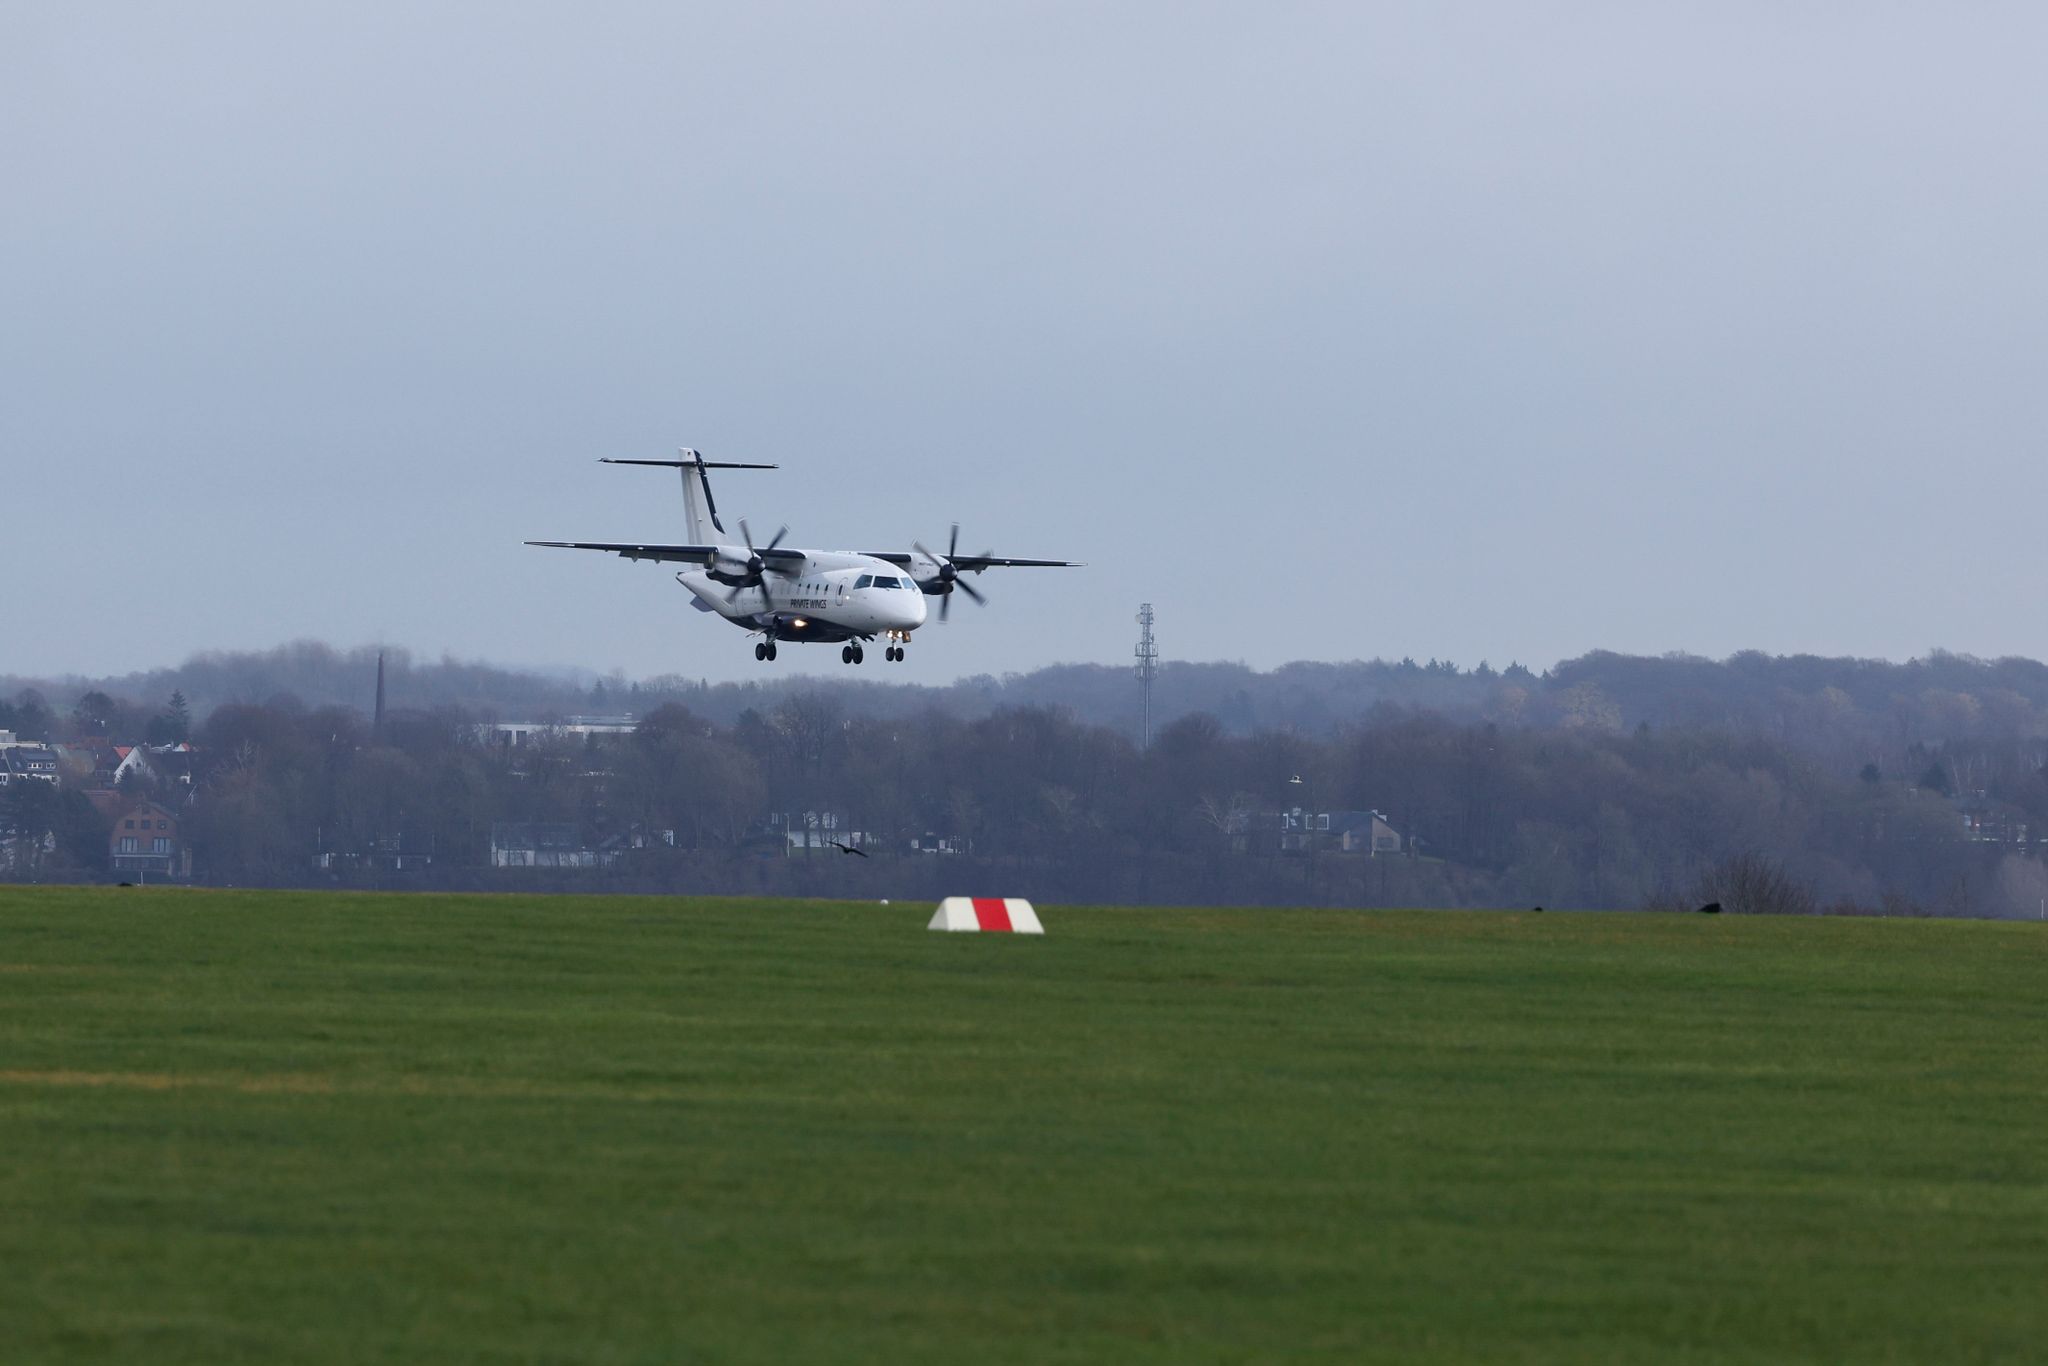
[883,630,909,663]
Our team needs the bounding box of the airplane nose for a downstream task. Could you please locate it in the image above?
[899,593,928,629]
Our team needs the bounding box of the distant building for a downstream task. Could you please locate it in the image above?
[314,832,434,873]
[1955,793,2030,846]
[110,800,189,879]
[1237,808,1407,856]
[109,745,157,787]
[0,742,60,788]
[481,717,639,748]
[489,822,618,869]
[146,742,198,788]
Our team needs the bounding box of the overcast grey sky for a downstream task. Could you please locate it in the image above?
[6,3,2045,685]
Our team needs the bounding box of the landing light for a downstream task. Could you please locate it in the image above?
[792,618,808,629]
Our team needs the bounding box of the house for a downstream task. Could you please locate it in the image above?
[0,742,60,788]
[109,746,158,787]
[909,833,968,855]
[110,800,189,879]
[480,716,639,748]
[57,741,126,788]
[1236,808,1407,856]
[314,832,434,873]
[145,742,198,787]
[1331,810,1406,856]
[489,822,619,869]
[1955,793,2030,846]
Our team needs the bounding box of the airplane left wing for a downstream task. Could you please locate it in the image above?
[861,552,1083,570]
[945,554,1083,571]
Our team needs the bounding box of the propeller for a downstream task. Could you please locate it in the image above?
[913,523,989,622]
[723,518,790,607]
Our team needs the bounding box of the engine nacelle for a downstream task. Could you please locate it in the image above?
[709,547,763,583]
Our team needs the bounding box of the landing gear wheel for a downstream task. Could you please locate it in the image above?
[887,646,902,662]
[765,642,777,661]
[853,645,864,663]
[841,645,853,664]
[754,643,766,661]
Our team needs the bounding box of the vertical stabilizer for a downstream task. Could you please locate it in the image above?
[675,456,716,548]
[679,449,722,544]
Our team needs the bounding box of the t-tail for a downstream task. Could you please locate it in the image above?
[599,450,778,546]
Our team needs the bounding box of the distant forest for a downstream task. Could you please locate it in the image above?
[6,642,2048,916]
[13,639,2048,755]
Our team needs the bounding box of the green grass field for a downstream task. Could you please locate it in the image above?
[2,888,2045,1364]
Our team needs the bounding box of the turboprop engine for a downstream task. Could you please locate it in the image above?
[710,545,766,584]
[712,520,790,605]
[912,523,987,621]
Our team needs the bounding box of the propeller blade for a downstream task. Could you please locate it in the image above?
[948,523,960,560]
[939,591,951,623]
[764,524,789,553]
[956,576,986,606]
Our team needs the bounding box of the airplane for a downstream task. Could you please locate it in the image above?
[528,450,1082,664]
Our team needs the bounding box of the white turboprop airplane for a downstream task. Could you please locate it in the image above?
[528,451,1082,664]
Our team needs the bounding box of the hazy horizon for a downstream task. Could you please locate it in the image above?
[7,634,2040,702]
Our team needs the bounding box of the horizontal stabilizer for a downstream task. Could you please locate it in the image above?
[601,458,778,470]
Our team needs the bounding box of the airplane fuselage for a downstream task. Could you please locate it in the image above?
[682,550,928,643]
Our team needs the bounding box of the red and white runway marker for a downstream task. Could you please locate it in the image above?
[927,897,1044,934]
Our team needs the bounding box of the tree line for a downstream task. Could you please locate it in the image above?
[6,678,2046,916]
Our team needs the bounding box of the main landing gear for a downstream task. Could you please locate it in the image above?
[754,641,778,661]
[838,641,909,664]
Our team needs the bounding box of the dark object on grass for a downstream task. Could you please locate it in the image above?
[1531,906,1543,913]
[828,840,868,858]
[119,882,133,888]
[1697,901,1722,914]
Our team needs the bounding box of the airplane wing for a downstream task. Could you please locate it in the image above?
[948,554,1082,571]
[527,540,807,568]
[526,540,719,565]
[861,551,1083,571]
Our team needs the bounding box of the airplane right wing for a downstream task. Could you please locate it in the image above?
[525,541,721,565]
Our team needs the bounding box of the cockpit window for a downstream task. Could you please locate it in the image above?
[855,574,873,589]
[873,575,901,589]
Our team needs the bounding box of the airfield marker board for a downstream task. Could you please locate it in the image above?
[928,897,1043,934]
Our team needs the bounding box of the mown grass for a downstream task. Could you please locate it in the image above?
[1,887,2044,1364]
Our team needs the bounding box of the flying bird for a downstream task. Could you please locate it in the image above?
[828,840,869,858]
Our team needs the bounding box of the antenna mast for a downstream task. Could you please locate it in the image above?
[1134,603,1158,751]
